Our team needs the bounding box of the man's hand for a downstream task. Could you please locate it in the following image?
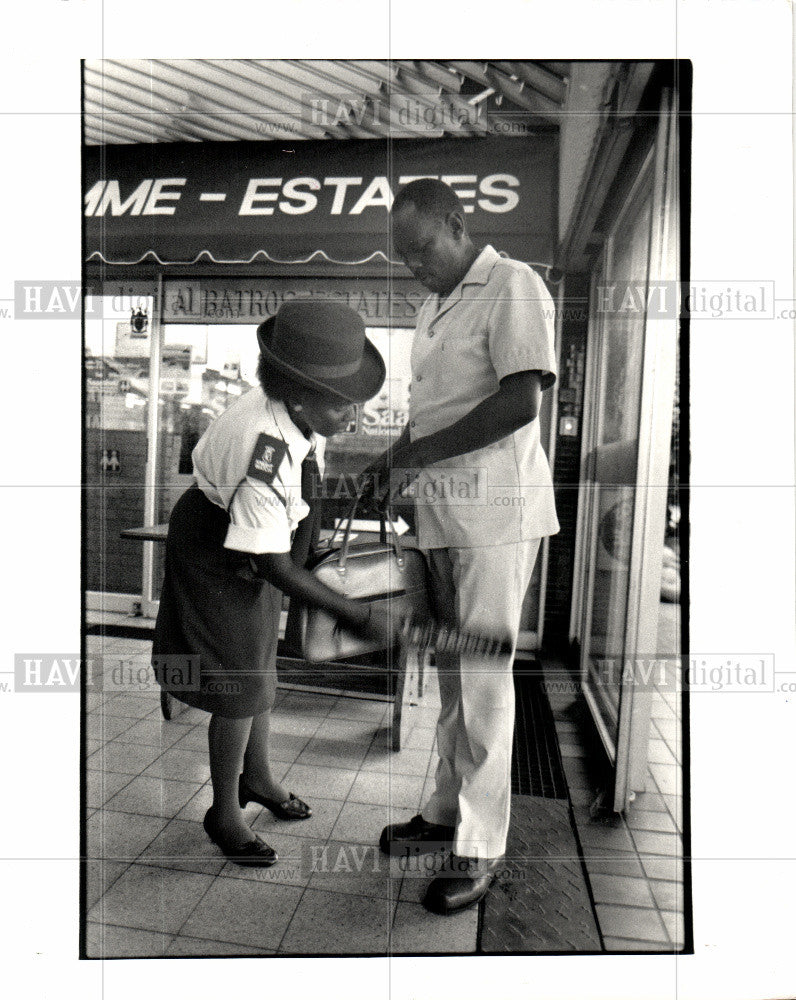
[357,425,413,510]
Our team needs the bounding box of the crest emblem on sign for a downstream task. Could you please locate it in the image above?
[246,433,288,486]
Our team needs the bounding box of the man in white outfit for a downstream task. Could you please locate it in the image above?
[371,179,559,914]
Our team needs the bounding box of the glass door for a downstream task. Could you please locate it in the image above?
[85,290,154,608]
[145,321,262,610]
[577,94,680,811]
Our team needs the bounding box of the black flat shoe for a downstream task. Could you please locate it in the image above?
[238,776,312,821]
[423,855,504,915]
[379,814,455,856]
[203,809,278,867]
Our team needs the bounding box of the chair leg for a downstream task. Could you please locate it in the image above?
[392,644,419,752]
[417,650,426,699]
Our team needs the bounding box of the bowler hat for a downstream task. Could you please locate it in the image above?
[256,300,385,403]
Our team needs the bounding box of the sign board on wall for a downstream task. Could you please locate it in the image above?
[84,136,557,266]
[163,278,427,326]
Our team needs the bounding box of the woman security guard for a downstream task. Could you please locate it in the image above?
[152,301,394,867]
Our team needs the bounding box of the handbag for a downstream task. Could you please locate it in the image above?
[300,500,430,664]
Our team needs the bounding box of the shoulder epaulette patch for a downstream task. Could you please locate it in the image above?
[246,433,288,485]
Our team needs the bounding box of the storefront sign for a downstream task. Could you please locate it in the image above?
[84,136,557,266]
[162,278,427,325]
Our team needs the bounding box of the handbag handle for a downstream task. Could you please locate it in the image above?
[330,492,406,573]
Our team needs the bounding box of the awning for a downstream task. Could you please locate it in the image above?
[84,136,558,268]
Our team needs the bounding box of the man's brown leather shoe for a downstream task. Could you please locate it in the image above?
[379,814,455,856]
[423,854,504,914]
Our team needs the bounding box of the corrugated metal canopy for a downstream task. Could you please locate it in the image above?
[83,59,569,145]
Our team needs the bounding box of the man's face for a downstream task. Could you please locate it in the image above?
[391,204,467,296]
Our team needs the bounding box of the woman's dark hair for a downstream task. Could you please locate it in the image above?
[256,351,302,403]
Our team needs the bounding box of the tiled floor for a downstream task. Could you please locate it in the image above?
[542,642,686,953]
[84,634,479,957]
[85,626,686,956]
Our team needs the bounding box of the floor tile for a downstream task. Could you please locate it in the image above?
[114,718,195,750]
[411,706,444,728]
[279,691,335,718]
[651,715,680,742]
[269,714,324,739]
[86,809,168,861]
[358,746,434,777]
[347,771,425,809]
[420,776,435,805]
[584,853,645,879]
[137,818,229,875]
[167,706,209,726]
[86,693,105,713]
[594,903,668,943]
[646,739,677,766]
[165,935,273,956]
[662,794,683,829]
[314,716,382,742]
[306,839,404,899]
[588,873,655,908]
[402,727,437,751]
[84,859,132,910]
[649,878,685,912]
[628,789,671,813]
[629,829,683,859]
[389,900,477,953]
[263,732,312,764]
[85,921,173,958]
[602,936,675,953]
[251,794,344,843]
[294,739,370,770]
[174,782,214,823]
[625,808,679,835]
[329,800,414,846]
[86,770,135,808]
[88,863,214,934]
[104,775,204,818]
[575,820,635,853]
[85,714,139,743]
[279,887,396,954]
[87,741,165,775]
[280,763,357,801]
[640,856,684,882]
[180,878,303,949]
[101,694,162,719]
[141,747,211,784]
[326,697,390,723]
[649,763,682,797]
[166,719,207,753]
[660,908,686,947]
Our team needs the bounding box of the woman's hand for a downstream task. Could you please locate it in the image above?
[246,553,401,651]
[349,605,402,649]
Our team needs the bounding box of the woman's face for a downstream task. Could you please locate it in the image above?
[290,393,357,438]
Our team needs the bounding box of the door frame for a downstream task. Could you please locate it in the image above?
[575,91,680,809]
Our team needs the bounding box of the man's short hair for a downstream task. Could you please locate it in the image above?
[391,178,465,220]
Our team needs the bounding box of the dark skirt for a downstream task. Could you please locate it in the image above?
[152,484,282,718]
